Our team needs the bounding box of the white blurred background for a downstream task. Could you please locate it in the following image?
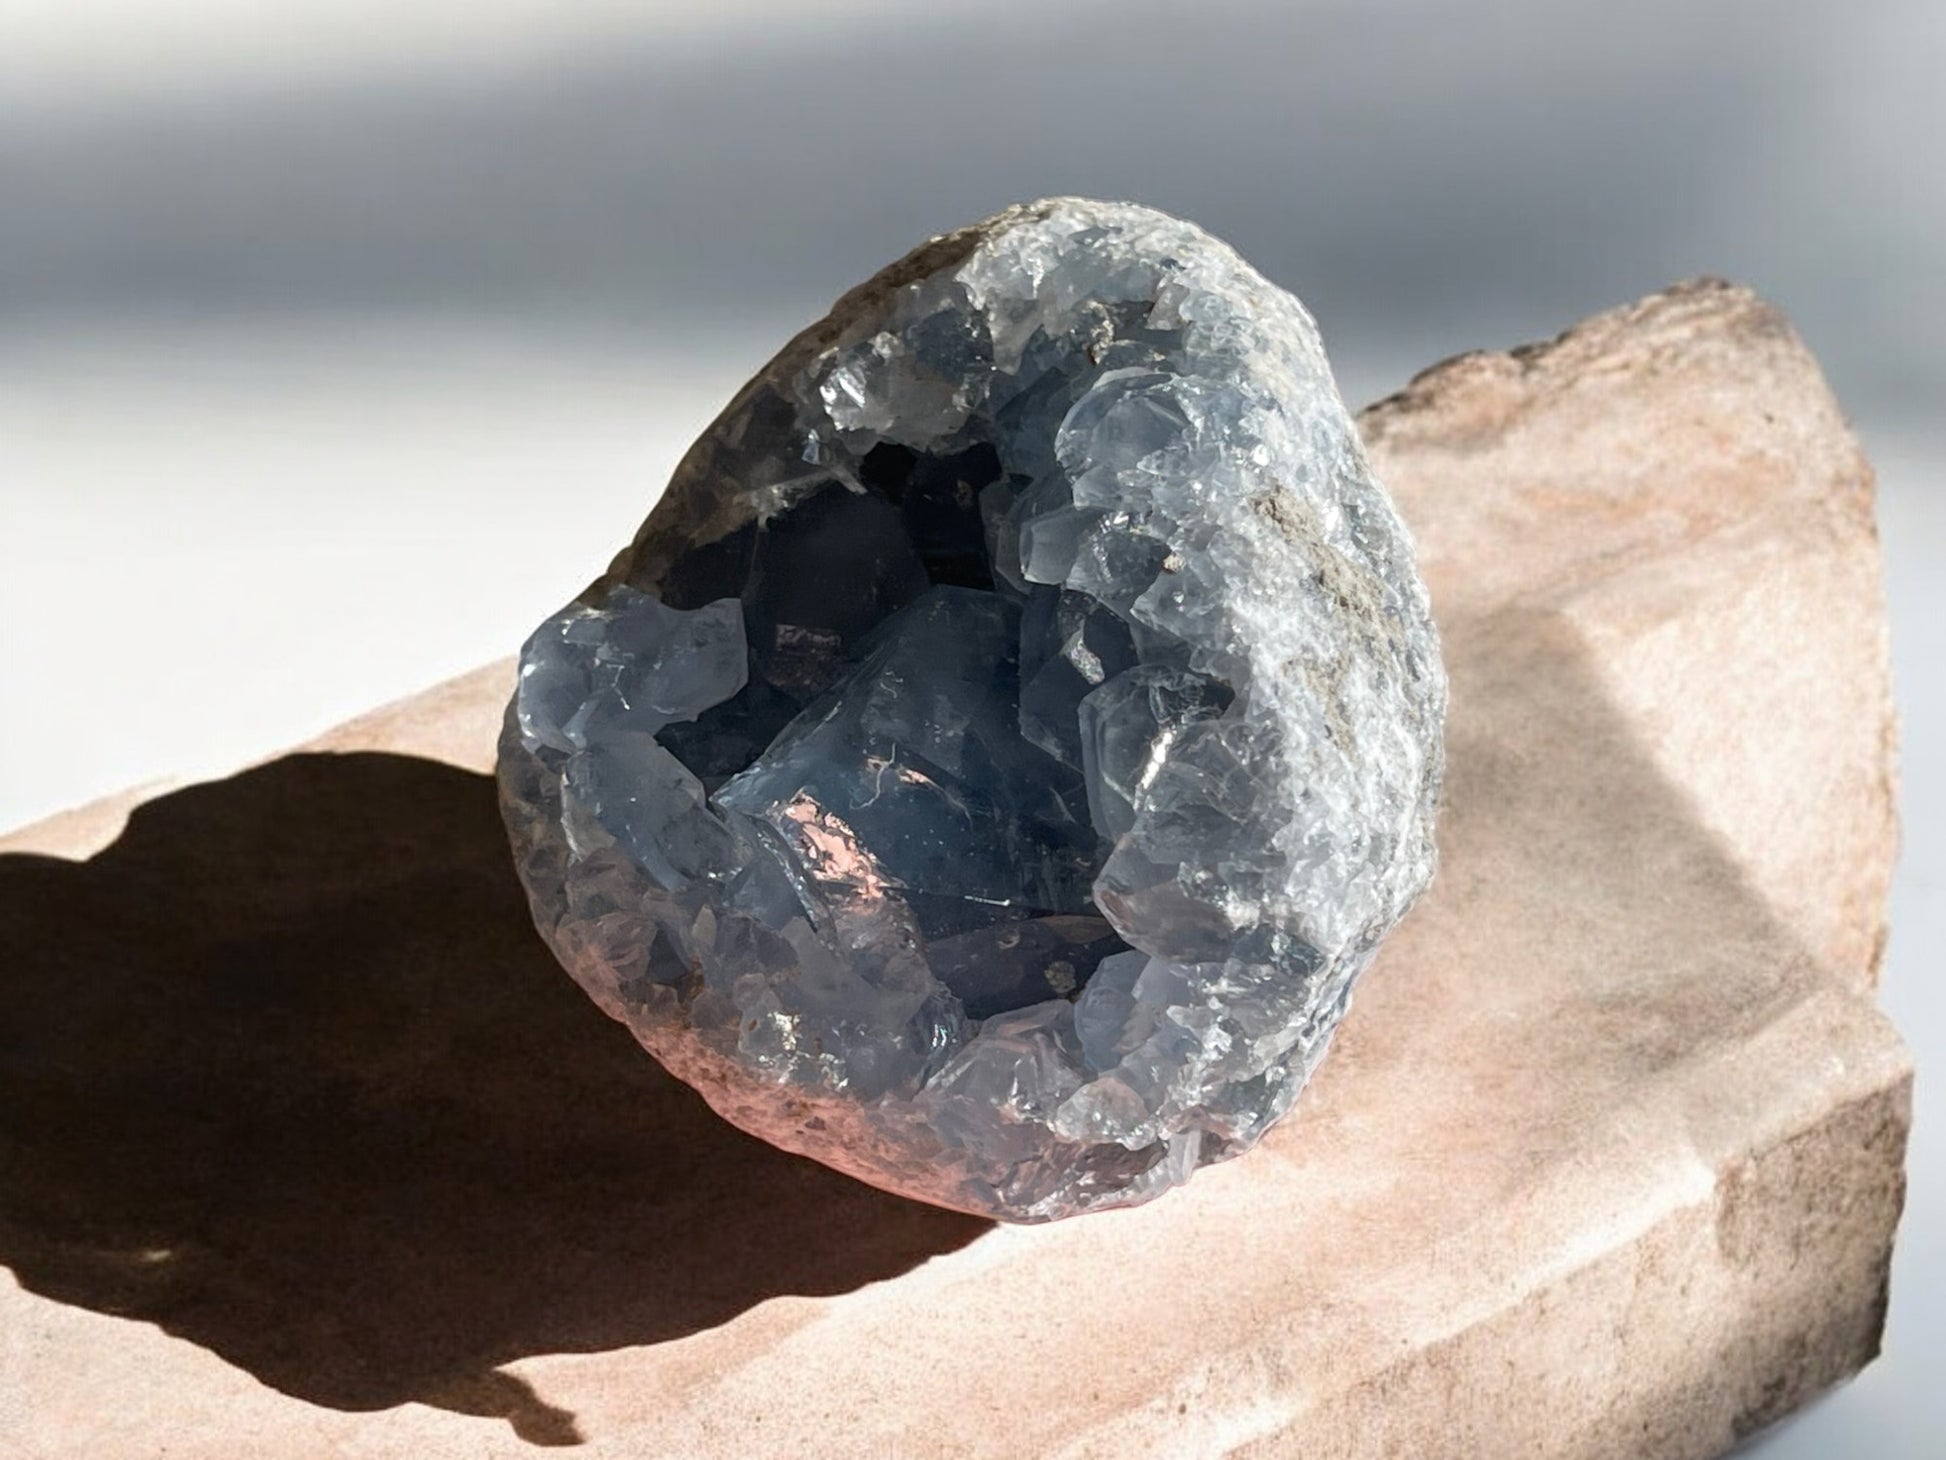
[2,1,1939,1451]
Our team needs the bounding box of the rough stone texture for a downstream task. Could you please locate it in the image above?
[499,200,1446,1221]
[0,280,1906,1458]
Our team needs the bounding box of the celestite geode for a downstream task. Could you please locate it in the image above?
[498,199,1445,1221]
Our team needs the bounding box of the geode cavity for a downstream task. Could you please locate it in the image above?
[498,199,1445,1221]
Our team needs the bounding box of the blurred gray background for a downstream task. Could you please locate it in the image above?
[2,0,1938,1452]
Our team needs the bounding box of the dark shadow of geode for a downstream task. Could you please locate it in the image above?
[0,752,989,1444]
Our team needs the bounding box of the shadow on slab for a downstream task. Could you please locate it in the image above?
[0,752,989,1444]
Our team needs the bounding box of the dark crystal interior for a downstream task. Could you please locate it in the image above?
[645,326,1206,1019]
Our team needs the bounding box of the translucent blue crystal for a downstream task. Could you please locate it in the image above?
[498,199,1446,1221]
[715,586,1105,917]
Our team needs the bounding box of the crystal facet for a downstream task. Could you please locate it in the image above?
[498,199,1446,1220]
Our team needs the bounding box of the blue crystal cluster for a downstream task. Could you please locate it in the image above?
[499,200,1445,1220]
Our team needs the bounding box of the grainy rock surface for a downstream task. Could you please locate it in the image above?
[0,280,1906,1460]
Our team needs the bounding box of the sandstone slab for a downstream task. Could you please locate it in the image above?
[0,280,1906,1459]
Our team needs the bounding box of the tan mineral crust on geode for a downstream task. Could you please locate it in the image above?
[0,279,1907,1459]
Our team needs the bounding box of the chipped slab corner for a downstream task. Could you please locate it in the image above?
[0,279,1909,1460]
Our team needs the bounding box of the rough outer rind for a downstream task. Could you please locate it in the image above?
[498,198,1447,1220]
